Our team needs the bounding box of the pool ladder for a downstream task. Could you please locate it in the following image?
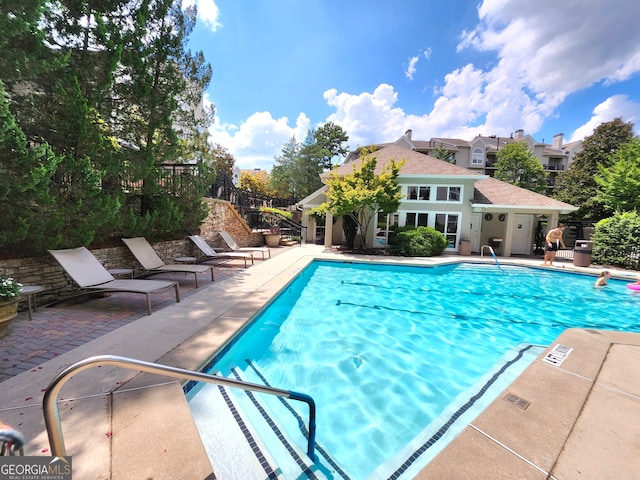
[1,425,25,456]
[42,355,317,460]
[480,245,501,267]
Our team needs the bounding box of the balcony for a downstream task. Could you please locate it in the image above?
[543,164,565,171]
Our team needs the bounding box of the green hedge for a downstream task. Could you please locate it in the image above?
[389,226,448,257]
[592,211,640,268]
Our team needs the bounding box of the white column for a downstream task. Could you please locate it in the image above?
[324,211,333,247]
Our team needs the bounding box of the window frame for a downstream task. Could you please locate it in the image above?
[472,147,484,165]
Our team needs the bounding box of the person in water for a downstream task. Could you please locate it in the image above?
[542,224,567,266]
[595,270,611,287]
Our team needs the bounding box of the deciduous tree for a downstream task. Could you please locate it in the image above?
[240,169,271,197]
[209,143,236,177]
[553,118,634,220]
[312,147,404,249]
[494,141,548,193]
[595,138,640,213]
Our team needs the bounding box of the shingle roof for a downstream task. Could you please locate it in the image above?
[332,144,576,211]
[473,177,576,209]
[332,145,483,177]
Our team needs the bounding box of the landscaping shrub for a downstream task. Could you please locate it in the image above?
[389,226,448,257]
[591,211,640,268]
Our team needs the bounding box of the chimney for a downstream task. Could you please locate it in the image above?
[514,129,524,139]
[552,133,564,149]
[404,129,412,141]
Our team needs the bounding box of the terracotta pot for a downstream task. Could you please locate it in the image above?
[0,297,19,337]
[263,233,281,247]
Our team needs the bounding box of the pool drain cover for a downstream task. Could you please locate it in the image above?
[503,393,530,410]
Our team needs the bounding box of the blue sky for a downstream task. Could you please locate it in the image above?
[184,0,640,171]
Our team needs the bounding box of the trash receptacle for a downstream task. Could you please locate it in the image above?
[459,238,471,256]
[573,240,593,267]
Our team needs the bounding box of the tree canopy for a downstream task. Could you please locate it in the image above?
[314,121,350,169]
[432,143,453,163]
[553,118,635,220]
[595,137,640,213]
[209,143,236,178]
[311,147,404,249]
[270,122,349,200]
[0,0,215,255]
[494,141,548,193]
[240,169,271,197]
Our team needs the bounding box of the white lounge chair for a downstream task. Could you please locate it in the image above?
[122,237,214,287]
[188,235,254,268]
[48,247,180,315]
[219,231,271,259]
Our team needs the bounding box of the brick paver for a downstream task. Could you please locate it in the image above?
[0,259,253,383]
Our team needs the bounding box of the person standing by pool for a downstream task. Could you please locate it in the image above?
[542,223,567,266]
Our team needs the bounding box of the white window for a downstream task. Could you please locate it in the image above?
[472,148,484,165]
[435,213,460,249]
[436,186,461,202]
[375,212,399,246]
[407,186,431,200]
[406,213,429,227]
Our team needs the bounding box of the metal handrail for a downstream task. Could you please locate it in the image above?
[480,244,494,258]
[480,245,501,268]
[43,355,317,460]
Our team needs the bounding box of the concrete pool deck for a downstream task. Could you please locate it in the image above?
[0,245,639,479]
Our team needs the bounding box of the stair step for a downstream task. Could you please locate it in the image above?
[190,368,343,480]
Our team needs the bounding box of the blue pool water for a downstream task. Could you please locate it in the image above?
[189,261,640,479]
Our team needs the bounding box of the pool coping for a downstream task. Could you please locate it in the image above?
[0,245,638,479]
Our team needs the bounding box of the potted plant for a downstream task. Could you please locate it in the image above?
[263,225,282,247]
[0,277,22,337]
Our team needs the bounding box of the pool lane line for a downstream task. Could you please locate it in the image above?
[384,344,536,480]
[340,279,634,303]
[335,299,627,332]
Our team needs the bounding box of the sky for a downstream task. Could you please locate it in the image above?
[183,0,640,171]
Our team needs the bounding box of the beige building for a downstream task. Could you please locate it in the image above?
[300,139,577,257]
[395,129,582,193]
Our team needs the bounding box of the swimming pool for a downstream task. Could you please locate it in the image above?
[188,261,640,479]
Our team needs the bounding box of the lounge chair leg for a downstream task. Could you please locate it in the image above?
[174,284,180,302]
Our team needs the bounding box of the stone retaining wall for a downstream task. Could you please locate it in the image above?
[0,199,266,308]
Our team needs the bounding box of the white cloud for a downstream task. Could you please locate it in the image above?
[206,0,640,170]
[404,48,432,80]
[324,85,411,146]
[197,0,222,31]
[570,95,640,142]
[209,111,310,171]
[405,56,419,80]
[323,0,640,150]
[459,0,640,105]
[183,0,222,31]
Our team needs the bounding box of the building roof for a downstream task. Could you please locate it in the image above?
[473,176,576,212]
[329,143,577,213]
[331,145,485,178]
